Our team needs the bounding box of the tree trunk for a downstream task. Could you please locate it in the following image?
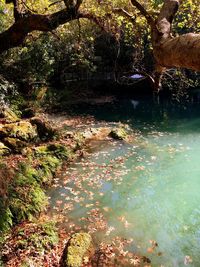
[131,0,200,91]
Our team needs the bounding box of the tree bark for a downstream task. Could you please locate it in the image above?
[0,9,80,53]
[0,0,110,54]
[0,0,91,53]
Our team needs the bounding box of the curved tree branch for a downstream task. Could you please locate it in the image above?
[130,0,156,29]
[0,8,82,53]
[113,8,136,22]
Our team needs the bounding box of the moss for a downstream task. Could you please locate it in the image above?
[0,203,13,232]
[65,233,92,267]
[0,148,65,232]
[36,156,60,185]
[9,178,47,223]
[109,127,128,140]
[0,121,38,142]
[0,107,19,123]
[0,163,48,228]
[34,143,74,161]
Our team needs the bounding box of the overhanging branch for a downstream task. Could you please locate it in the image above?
[0,8,82,53]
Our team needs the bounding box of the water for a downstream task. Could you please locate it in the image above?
[48,98,200,266]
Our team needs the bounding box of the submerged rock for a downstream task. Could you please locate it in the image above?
[109,127,128,140]
[62,233,93,267]
[82,127,111,141]
[0,121,37,141]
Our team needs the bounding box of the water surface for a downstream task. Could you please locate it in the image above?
[48,98,200,266]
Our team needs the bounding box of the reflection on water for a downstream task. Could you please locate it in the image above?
[48,98,200,266]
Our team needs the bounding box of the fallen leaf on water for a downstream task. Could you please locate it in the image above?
[184,255,193,265]
[147,247,154,253]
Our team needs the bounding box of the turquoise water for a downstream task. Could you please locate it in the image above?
[48,99,200,266]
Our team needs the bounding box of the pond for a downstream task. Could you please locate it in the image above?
[48,96,200,266]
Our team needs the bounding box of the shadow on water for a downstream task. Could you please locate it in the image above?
[64,93,200,134]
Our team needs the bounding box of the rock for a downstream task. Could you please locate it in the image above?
[0,107,19,123]
[0,121,38,142]
[109,127,128,140]
[33,143,74,160]
[3,137,26,153]
[82,127,111,141]
[0,141,10,156]
[21,107,35,119]
[62,233,93,267]
[30,117,58,141]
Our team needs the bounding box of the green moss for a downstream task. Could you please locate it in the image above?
[34,143,74,160]
[0,203,13,232]
[66,233,92,267]
[9,177,47,223]
[36,156,60,184]
[0,121,38,142]
[0,107,19,123]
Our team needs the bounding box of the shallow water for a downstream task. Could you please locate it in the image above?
[48,98,200,266]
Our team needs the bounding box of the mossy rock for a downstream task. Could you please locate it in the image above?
[34,143,74,160]
[64,233,92,267]
[0,107,19,123]
[0,121,37,141]
[109,127,128,140]
[0,141,10,156]
[3,137,26,153]
[30,117,58,141]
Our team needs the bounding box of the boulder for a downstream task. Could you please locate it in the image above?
[62,233,93,267]
[109,127,128,140]
[0,107,19,123]
[3,137,26,153]
[0,142,10,156]
[0,121,37,142]
[30,117,58,141]
[21,107,35,119]
[33,143,74,160]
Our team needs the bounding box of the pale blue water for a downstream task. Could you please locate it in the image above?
[48,98,200,266]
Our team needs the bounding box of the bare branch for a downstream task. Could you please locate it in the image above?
[49,0,63,8]
[130,0,155,28]
[0,7,82,53]
[113,8,136,22]
[79,12,107,32]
